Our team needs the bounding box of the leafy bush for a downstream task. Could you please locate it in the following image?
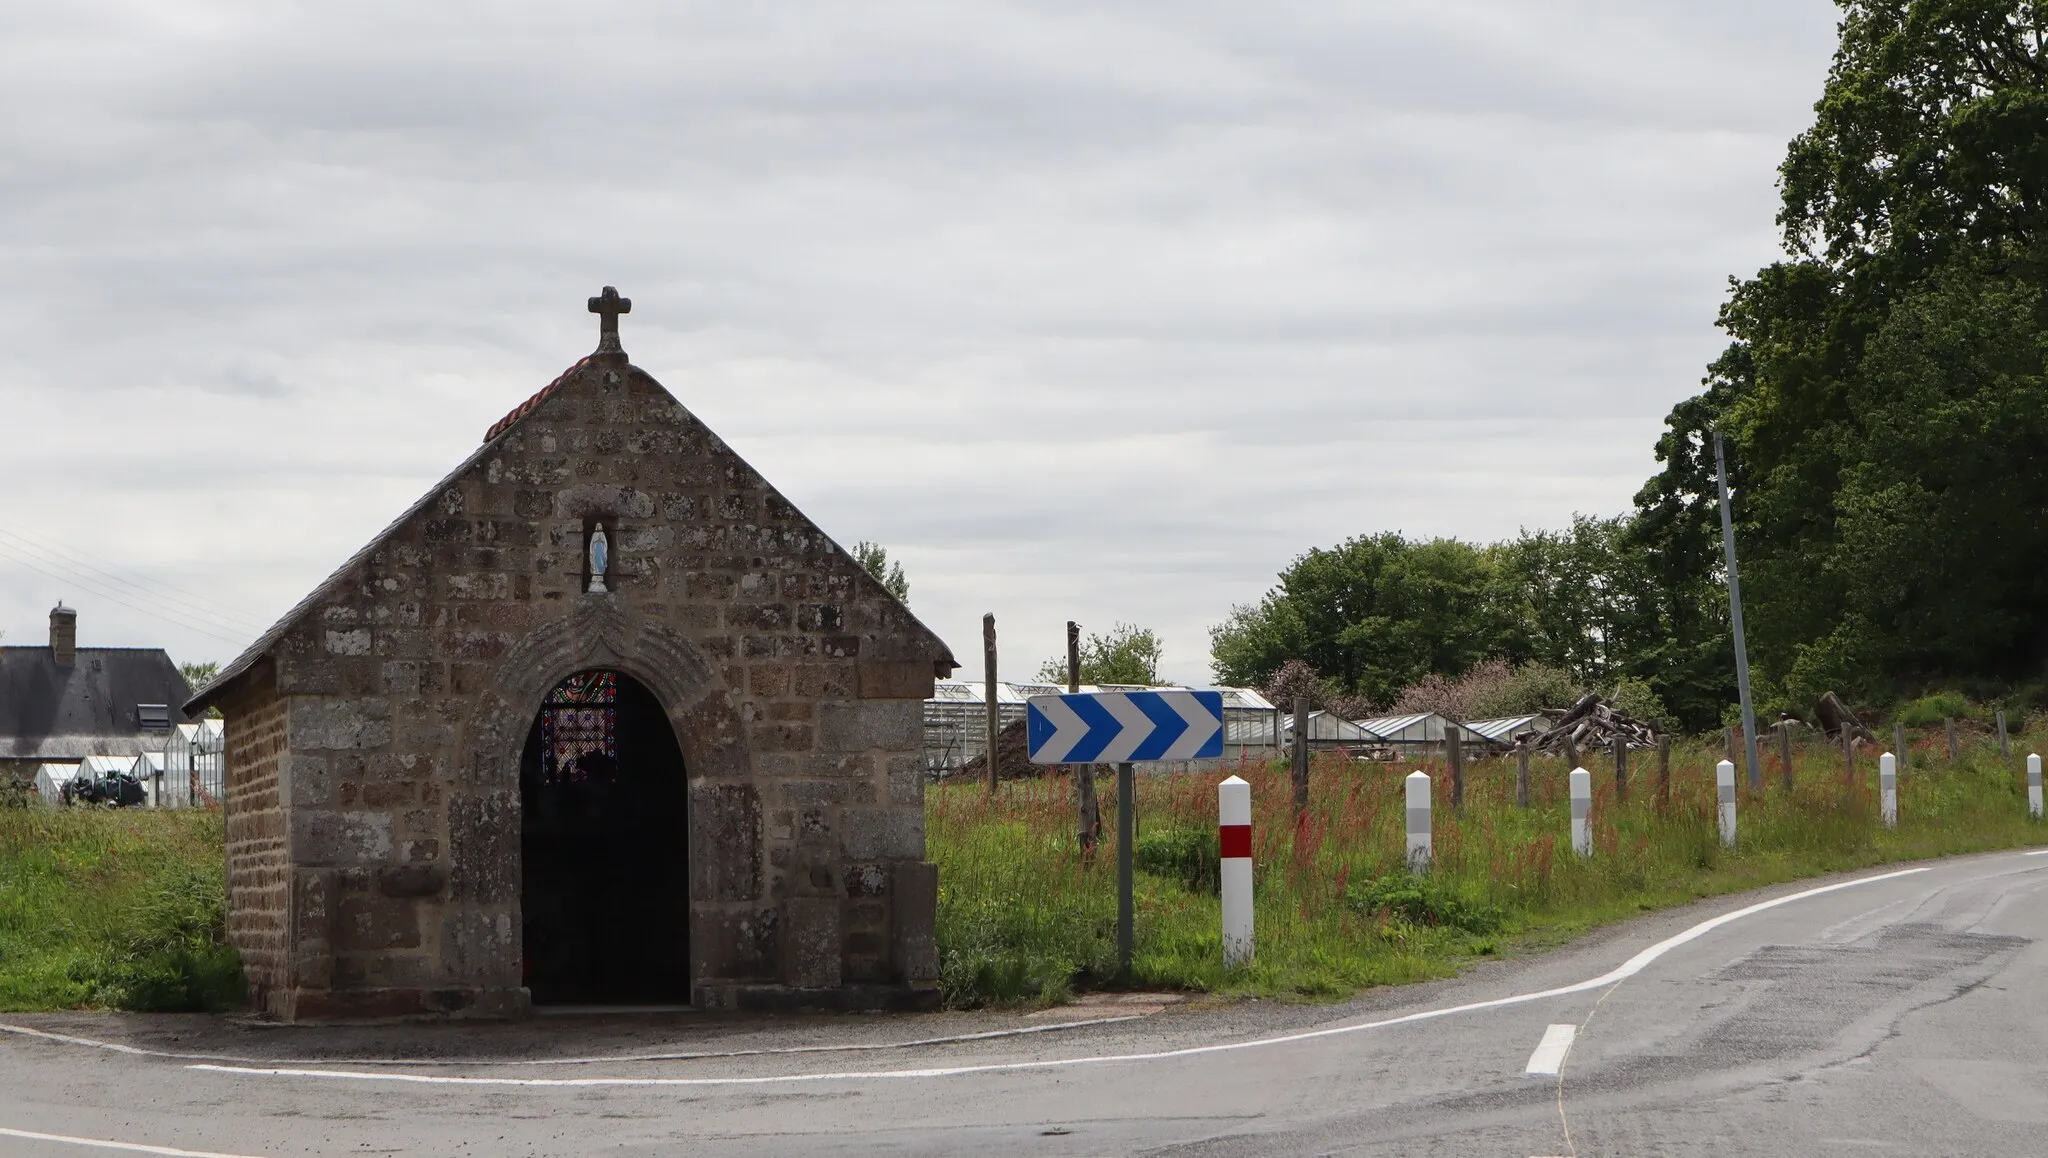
[1344,873,1504,935]
[1898,691,1973,727]
[1469,662,1581,719]
[1605,677,1670,727]
[1136,828,1219,894]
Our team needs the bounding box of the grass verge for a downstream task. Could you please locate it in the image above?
[0,807,243,1012]
[929,734,2048,1007]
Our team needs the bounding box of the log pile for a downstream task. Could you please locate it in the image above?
[948,718,1120,783]
[1520,693,1661,754]
[946,719,1036,781]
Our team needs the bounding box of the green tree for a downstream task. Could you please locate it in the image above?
[179,661,219,690]
[851,541,910,603]
[1037,623,1164,686]
[1635,1,2048,711]
[1209,533,1525,708]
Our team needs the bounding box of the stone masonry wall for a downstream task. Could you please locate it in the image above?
[222,687,291,1010]
[234,354,946,1016]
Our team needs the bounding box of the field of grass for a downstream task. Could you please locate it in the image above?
[0,807,242,1012]
[3,728,2039,1016]
[929,731,2048,1007]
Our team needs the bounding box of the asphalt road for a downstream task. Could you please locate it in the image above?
[5,848,2048,1156]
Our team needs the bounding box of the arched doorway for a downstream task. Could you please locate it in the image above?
[519,669,690,1004]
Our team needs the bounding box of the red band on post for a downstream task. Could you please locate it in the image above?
[1219,824,1252,859]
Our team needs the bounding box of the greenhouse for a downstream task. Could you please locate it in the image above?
[924,681,1281,774]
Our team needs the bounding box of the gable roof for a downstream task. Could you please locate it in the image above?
[0,646,192,761]
[190,346,956,714]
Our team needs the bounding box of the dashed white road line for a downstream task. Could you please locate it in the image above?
[1524,1024,1577,1076]
[0,1125,267,1157]
[178,865,1937,1089]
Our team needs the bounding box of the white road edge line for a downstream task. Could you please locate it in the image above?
[179,864,1938,1088]
[1523,1024,1577,1076]
[0,1015,1142,1069]
[0,1125,268,1158]
[2024,849,2048,856]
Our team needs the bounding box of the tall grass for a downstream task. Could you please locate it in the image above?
[0,807,243,1012]
[929,731,2048,1007]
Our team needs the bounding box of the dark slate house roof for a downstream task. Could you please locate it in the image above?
[0,647,194,762]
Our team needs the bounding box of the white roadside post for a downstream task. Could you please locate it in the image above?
[1405,771,1432,872]
[1219,775,1253,968]
[1716,759,1737,848]
[1879,751,1898,829]
[1570,767,1592,858]
[2030,753,2043,820]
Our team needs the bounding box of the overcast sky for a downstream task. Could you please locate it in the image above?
[0,1,1839,687]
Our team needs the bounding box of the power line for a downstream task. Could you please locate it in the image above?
[0,524,272,634]
[0,540,254,648]
[0,523,272,631]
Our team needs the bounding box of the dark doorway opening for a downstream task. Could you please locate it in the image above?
[519,669,690,1004]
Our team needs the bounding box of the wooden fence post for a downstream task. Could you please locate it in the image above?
[1516,740,1532,809]
[1997,710,2010,759]
[1894,722,1907,774]
[1447,726,1465,808]
[1613,734,1628,802]
[983,613,999,793]
[1068,620,1099,852]
[1778,721,1794,792]
[1843,727,1855,793]
[1291,696,1310,817]
[1725,726,1738,765]
[1945,717,1959,762]
[1656,734,1671,807]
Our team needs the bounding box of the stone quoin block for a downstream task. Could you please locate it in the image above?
[817,700,923,753]
[840,809,924,861]
[891,861,940,983]
[692,784,763,902]
[693,908,782,981]
[291,811,395,866]
[783,897,843,988]
[288,698,395,751]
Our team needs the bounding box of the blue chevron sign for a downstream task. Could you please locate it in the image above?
[1026,690,1225,764]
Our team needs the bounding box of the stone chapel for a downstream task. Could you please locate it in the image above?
[188,289,957,1019]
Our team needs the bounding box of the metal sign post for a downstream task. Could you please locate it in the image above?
[1028,690,1226,976]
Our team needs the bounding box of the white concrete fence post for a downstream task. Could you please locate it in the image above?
[1879,751,1898,829]
[1405,771,1432,873]
[2029,753,2043,821]
[1218,775,1253,968]
[1570,767,1592,858]
[1716,758,1737,848]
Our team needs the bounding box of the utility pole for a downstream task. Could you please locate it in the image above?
[1715,430,1763,790]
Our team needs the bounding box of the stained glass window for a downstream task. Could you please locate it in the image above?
[540,671,617,784]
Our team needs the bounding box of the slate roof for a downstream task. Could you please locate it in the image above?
[0,646,193,762]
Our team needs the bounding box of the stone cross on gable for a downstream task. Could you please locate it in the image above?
[589,284,626,336]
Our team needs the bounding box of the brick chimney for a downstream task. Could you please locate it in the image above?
[49,603,76,666]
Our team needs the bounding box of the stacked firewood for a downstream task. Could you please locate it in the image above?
[949,719,1113,782]
[1519,693,1662,754]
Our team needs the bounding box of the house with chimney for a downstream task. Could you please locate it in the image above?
[0,604,195,786]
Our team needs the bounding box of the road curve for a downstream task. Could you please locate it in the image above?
[4,848,2046,1156]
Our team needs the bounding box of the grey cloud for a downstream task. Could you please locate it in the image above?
[0,1,1838,682]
